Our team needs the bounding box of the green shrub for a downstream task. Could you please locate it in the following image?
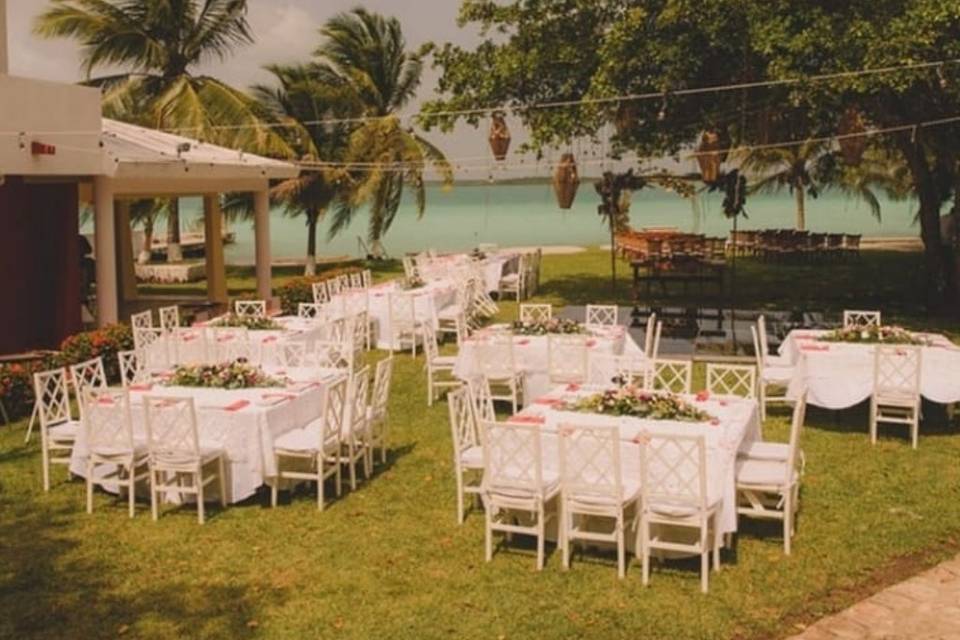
[59,324,133,384]
[0,360,49,420]
[276,266,363,315]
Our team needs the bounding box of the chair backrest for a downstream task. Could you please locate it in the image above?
[314,340,353,371]
[476,333,517,380]
[755,315,772,364]
[784,390,808,484]
[348,365,371,441]
[158,305,180,332]
[82,387,135,455]
[481,420,544,497]
[171,327,209,365]
[143,395,200,465]
[467,376,496,425]
[643,313,657,357]
[327,276,345,297]
[705,363,757,399]
[324,375,349,445]
[298,303,326,320]
[323,317,349,344]
[348,311,368,354]
[117,350,149,387]
[33,368,72,429]
[422,323,441,363]
[131,310,153,330]
[69,357,107,400]
[278,341,314,368]
[519,303,552,324]
[843,310,881,329]
[448,386,480,461]
[210,327,254,363]
[558,424,623,503]
[585,304,618,327]
[750,325,764,370]
[547,334,589,384]
[874,345,921,398]
[648,359,692,394]
[640,433,707,511]
[361,269,373,288]
[133,327,169,370]
[312,281,330,305]
[388,292,417,331]
[235,300,267,318]
[349,271,364,289]
[586,353,648,387]
[370,355,394,418]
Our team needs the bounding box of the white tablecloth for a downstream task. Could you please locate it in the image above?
[453,326,643,404]
[780,330,960,409]
[415,251,520,294]
[512,385,761,536]
[68,367,335,503]
[351,280,457,350]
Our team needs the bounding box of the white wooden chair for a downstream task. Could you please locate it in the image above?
[647,359,693,395]
[736,391,807,554]
[210,327,254,363]
[843,310,881,329]
[751,319,794,421]
[423,323,460,406]
[117,350,150,387]
[476,333,524,414]
[339,366,372,490]
[705,363,757,399]
[312,280,330,305]
[388,292,422,356]
[448,386,483,524]
[586,353,649,387]
[342,292,372,350]
[131,310,153,330]
[159,305,180,333]
[585,304,618,328]
[347,311,370,357]
[69,357,107,425]
[437,282,470,342]
[277,340,315,369]
[547,334,589,385]
[638,433,720,592]
[468,376,496,424]
[327,276,345,297]
[349,271,364,289]
[367,356,394,464]
[558,424,640,578]
[871,345,922,448]
[298,302,326,320]
[133,327,169,370]
[519,303,552,324]
[143,395,227,524]
[33,368,81,491]
[480,420,560,570]
[170,327,209,365]
[361,269,373,289]
[498,254,526,301]
[271,375,348,510]
[81,387,149,517]
[313,340,354,374]
[235,300,267,318]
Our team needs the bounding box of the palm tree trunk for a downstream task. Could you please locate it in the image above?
[794,186,806,231]
[305,209,320,276]
[138,215,154,265]
[166,197,182,262]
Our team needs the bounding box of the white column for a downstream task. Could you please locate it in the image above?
[253,188,272,301]
[93,176,118,325]
[0,0,8,75]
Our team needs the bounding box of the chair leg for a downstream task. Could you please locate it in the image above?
[912,409,919,449]
[617,514,626,579]
[218,456,227,507]
[484,505,493,562]
[427,373,434,407]
[536,505,545,571]
[641,517,650,586]
[127,466,136,518]
[41,442,51,492]
[456,472,465,524]
[150,467,159,521]
[700,524,709,593]
[86,461,94,514]
[870,400,878,444]
[334,456,342,497]
[713,519,721,570]
[560,508,570,570]
[348,450,357,491]
[784,492,793,555]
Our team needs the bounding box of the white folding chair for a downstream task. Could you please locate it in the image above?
[235,300,267,318]
[449,386,483,524]
[277,340,315,368]
[843,310,881,329]
[643,313,661,359]
[81,387,149,517]
[476,333,524,414]
[547,334,589,385]
[871,345,922,448]
[117,350,150,387]
[751,320,794,421]
[143,395,227,524]
[481,420,560,570]
[467,376,496,424]
[736,391,807,554]
[586,353,649,387]
[367,356,394,465]
[388,292,422,356]
[298,303,326,320]
[585,304,618,328]
[271,375,348,510]
[349,271,364,289]
[558,424,640,578]
[159,305,180,333]
[705,363,757,399]
[133,327,169,371]
[499,254,526,301]
[131,310,153,330]
[209,327,254,363]
[170,327,209,365]
[647,359,693,395]
[339,366,372,491]
[519,303,552,324]
[361,269,373,289]
[638,433,720,592]
[327,275,345,297]
[32,368,81,491]
[312,281,330,305]
[423,323,460,406]
[69,357,107,425]
[313,340,354,373]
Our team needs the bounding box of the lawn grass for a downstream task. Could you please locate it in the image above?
[3,248,960,639]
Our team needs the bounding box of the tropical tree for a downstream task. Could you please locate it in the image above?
[313,8,453,257]
[130,198,168,264]
[35,0,290,262]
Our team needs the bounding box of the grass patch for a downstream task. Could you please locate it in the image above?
[2,248,959,639]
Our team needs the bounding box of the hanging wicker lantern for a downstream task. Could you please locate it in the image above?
[488,112,511,161]
[695,130,723,184]
[838,107,867,165]
[553,153,580,209]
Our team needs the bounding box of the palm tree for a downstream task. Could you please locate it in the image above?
[35,0,290,262]
[740,140,833,230]
[313,8,452,257]
[250,64,357,275]
[130,198,168,264]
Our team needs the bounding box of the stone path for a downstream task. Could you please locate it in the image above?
[788,554,960,639]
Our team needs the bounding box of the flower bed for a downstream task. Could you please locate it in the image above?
[276,266,364,315]
[512,318,586,335]
[164,361,285,390]
[560,385,713,422]
[210,314,282,331]
[818,325,927,345]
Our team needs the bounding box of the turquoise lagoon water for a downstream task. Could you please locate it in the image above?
[168,183,919,263]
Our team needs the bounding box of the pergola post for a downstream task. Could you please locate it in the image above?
[254,188,272,301]
[204,194,228,306]
[93,176,119,325]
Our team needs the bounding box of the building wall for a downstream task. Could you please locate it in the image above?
[0,176,81,354]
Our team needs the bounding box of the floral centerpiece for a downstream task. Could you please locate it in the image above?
[401,274,425,290]
[165,361,285,389]
[512,317,586,335]
[210,314,282,331]
[818,325,927,346]
[560,385,713,423]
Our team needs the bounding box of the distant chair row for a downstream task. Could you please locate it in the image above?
[729,230,861,261]
[310,270,372,304]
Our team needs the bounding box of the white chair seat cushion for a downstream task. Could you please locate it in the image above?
[49,420,81,440]
[459,445,483,469]
[499,274,520,284]
[431,356,458,368]
[738,441,790,461]
[274,425,337,453]
[648,497,719,518]
[762,364,795,384]
[567,479,640,507]
[436,306,463,320]
[736,458,797,486]
[90,442,148,459]
[875,390,920,407]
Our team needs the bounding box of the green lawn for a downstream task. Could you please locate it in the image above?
[3,249,959,639]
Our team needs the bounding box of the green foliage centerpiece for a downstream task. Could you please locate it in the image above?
[211,314,282,331]
[512,318,586,336]
[561,386,713,423]
[166,361,285,390]
[818,325,926,346]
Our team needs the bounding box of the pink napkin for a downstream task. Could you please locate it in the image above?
[128,383,153,392]
[288,381,320,393]
[585,340,597,348]
[217,335,234,343]
[534,397,563,406]
[516,339,530,346]
[566,383,581,392]
[261,336,278,344]
[181,334,197,343]
[800,344,829,352]
[261,393,295,403]
[508,414,545,425]
[222,400,250,412]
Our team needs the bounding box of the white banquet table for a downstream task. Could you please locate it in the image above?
[780,330,960,409]
[68,367,337,503]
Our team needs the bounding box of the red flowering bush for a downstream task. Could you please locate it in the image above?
[59,324,133,384]
[277,266,364,315]
[0,361,44,420]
